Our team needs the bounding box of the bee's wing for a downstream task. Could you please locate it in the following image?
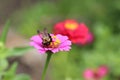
[43,28,49,36]
[37,30,41,34]
[37,30,44,38]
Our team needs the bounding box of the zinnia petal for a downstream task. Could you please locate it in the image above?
[31,35,42,44]
[83,69,94,79]
[30,42,43,49]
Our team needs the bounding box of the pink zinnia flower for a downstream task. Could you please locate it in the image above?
[30,32,71,54]
[83,66,108,80]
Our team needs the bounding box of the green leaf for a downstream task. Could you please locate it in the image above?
[0,59,8,72]
[0,20,11,44]
[3,63,18,80]
[3,63,31,80]
[0,48,9,59]
[9,46,33,56]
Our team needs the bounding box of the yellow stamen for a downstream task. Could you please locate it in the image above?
[49,36,61,48]
[65,22,78,30]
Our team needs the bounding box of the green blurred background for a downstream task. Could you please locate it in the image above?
[0,0,120,80]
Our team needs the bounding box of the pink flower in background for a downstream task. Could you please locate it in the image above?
[97,66,108,78]
[30,34,71,54]
[84,69,94,79]
[83,66,108,80]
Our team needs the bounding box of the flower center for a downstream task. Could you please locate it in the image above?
[65,20,78,30]
[49,36,61,48]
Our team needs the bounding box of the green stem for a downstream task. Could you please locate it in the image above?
[65,52,71,79]
[41,52,52,80]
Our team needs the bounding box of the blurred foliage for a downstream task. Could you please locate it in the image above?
[0,21,31,80]
[6,0,120,80]
[3,63,30,80]
[11,0,120,36]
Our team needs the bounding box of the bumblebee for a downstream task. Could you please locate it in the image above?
[37,28,52,46]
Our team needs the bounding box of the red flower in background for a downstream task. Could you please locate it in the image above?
[53,19,92,45]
